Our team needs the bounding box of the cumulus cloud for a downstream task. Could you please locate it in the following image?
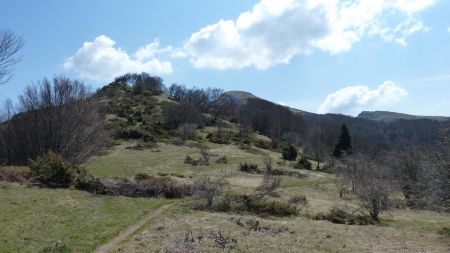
[64,35,173,83]
[182,0,435,70]
[317,81,408,115]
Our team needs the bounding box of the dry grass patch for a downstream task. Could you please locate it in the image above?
[115,206,450,253]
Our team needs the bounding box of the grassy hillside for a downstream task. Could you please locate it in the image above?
[1,83,449,253]
[84,137,449,252]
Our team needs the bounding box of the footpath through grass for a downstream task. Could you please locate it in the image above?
[0,183,170,253]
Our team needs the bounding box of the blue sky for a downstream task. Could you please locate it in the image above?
[1,0,450,116]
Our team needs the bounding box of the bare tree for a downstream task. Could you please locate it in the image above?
[305,126,327,170]
[193,175,228,209]
[355,175,391,222]
[175,123,197,145]
[422,129,450,211]
[0,76,109,164]
[0,28,24,84]
[390,147,425,205]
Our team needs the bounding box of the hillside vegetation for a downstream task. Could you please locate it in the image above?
[0,73,449,252]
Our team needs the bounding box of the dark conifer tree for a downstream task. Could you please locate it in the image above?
[333,123,352,157]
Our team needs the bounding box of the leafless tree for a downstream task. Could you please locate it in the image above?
[0,28,24,84]
[0,76,109,164]
[355,175,391,222]
[422,129,450,211]
[305,126,327,170]
[389,146,425,205]
[257,158,281,196]
[256,173,281,197]
[193,175,228,208]
[175,123,197,145]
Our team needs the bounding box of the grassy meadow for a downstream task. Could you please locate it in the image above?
[0,183,169,253]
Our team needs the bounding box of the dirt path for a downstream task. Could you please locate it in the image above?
[92,204,172,253]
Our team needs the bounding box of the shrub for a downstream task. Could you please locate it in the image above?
[271,168,306,178]
[206,131,232,144]
[215,156,228,164]
[29,151,85,187]
[356,179,391,222]
[115,128,154,141]
[76,175,192,198]
[184,155,197,165]
[313,205,372,225]
[288,195,308,206]
[294,156,312,170]
[184,150,210,166]
[39,241,72,253]
[256,173,281,196]
[175,123,197,145]
[438,227,450,238]
[282,145,297,161]
[236,194,297,216]
[164,232,196,253]
[239,162,261,173]
[193,176,229,209]
[125,141,157,151]
[134,173,152,181]
[254,139,273,150]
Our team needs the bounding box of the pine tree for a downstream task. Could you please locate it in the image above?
[333,123,352,157]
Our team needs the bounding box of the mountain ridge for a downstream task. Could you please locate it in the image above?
[224,90,450,122]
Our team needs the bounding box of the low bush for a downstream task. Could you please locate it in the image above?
[256,173,281,196]
[134,172,152,181]
[288,195,308,206]
[206,132,232,144]
[29,151,86,188]
[438,227,450,238]
[294,156,312,170]
[76,175,192,198]
[235,194,298,216]
[115,128,154,142]
[193,176,229,209]
[239,162,261,174]
[254,139,273,150]
[125,141,157,150]
[184,151,210,166]
[282,145,297,161]
[39,241,72,253]
[313,205,372,225]
[214,156,228,164]
[271,168,306,178]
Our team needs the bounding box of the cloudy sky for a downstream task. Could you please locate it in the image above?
[2,0,450,116]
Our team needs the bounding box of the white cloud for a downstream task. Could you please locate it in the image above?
[64,35,173,83]
[317,81,408,115]
[182,0,435,70]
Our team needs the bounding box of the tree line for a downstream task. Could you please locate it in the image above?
[0,77,108,164]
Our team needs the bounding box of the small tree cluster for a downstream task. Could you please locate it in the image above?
[114,72,164,95]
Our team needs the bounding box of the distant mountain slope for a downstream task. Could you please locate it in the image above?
[357,111,450,123]
[221,90,450,152]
